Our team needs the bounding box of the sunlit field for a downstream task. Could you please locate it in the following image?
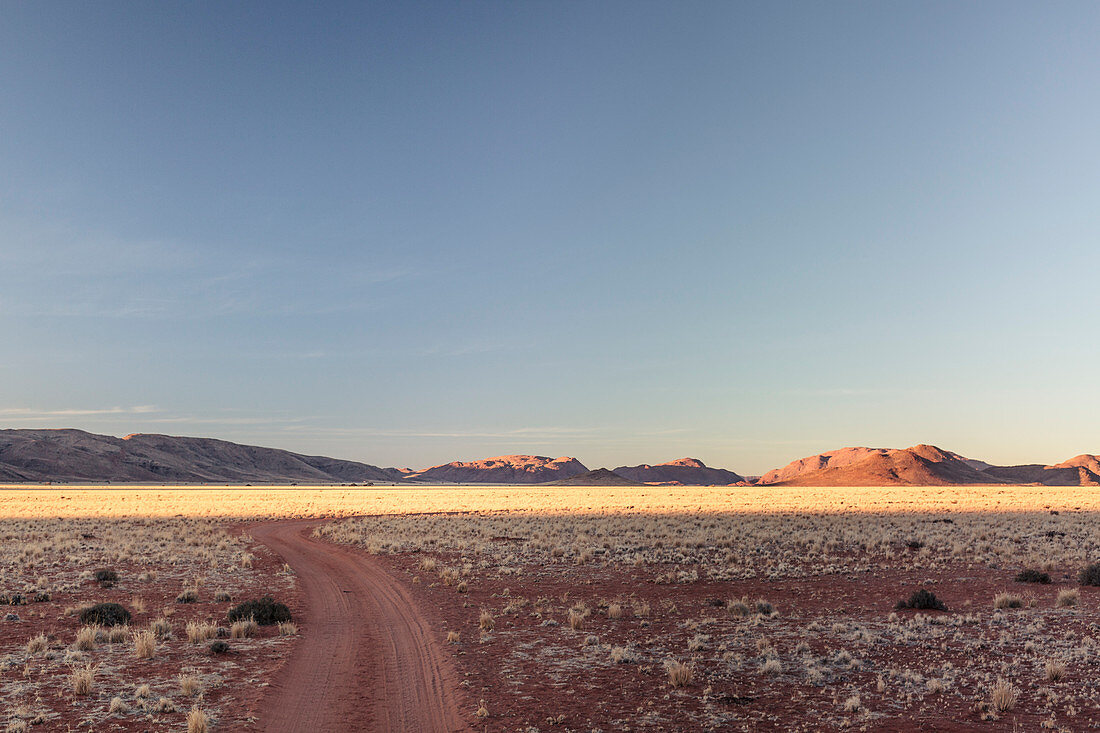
[4,485,1100,730]
[4,482,1100,518]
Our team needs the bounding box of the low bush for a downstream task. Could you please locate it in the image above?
[1078,563,1100,586]
[209,640,231,655]
[1015,569,1051,584]
[79,603,132,627]
[94,568,119,585]
[896,589,946,611]
[227,597,291,626]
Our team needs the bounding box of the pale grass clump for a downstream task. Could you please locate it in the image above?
[133,629,157,659]
[179,672,201,696]
[842,695,860,712]
[927,678,945,694]
[108,625,130,644]
[25,634,48,655]
[475,700,489,718]
[607,603,623,619]
[1057,589,1079,608]
[231,617,258,638]
[479,611,495,631]
[155,697,177,714]
[278,622,298,636]
[567,609,586,631]
[989,678,1019,712]
[70,663,97,695]
[73,625,98,651]
[187,706,209,733]
[186,621,218,644]
[151,617,172,639]
[240,551,255,568]
[1045,660,1067,682]
[131,596,147,614]
[993,592,1024,609]
[759,659,782,676]
[456,581,468,594]
[611,646,635,664]
[108,696,129,714]
[135,684,152,699]
[665,659,694,688]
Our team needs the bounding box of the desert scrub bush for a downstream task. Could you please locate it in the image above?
[209,640,231,655]
[1057,589,1079,608]
[664,659,694,688]
[896,589,946,611]
[176,587,199,603]
[228,597,291,625]
[80,602,131,626]
[187,706,209,733]
[1080,563,1100,586]
[70,663,97,695]
[994,592,1024,609]
[1015,569,1051,584]
[94,568,119,585]
[989,678,1019,712]
[133,630,156,658]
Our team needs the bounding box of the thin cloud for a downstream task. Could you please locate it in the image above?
[0,405,158,419]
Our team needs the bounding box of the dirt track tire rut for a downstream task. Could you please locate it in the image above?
[251,519,469,733]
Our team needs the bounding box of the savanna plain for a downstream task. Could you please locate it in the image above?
[3,485,1100,731]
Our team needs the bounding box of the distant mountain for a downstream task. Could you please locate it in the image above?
[545,468,640,486]
[0,429,404,483]
[406,455,588,484]
[978,454,1100,486]
[757,445,1006,486]
[613,458,745,485]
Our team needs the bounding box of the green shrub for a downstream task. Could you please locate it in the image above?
[895,589,946,611]
[79,603,132,627]
[227,597,291,626]
[1015,569,1051,584]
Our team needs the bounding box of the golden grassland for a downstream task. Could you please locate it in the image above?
[2,482,1099,519]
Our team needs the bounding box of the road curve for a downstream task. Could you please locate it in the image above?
[250,519,470,733]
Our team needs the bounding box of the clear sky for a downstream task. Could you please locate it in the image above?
[2,2,1098,474]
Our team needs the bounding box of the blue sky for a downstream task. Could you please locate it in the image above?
[2,1,1099,474]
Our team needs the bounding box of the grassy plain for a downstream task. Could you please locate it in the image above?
[4,484,1100,730]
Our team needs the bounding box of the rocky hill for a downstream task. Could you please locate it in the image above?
[0,429,404,483]
[545,468,639,486]
[406,455,588,484]
[613,458,745,485]
[757,445,1008,486]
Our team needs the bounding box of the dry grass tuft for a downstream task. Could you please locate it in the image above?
[25,634,47,655]
[479,610,494,631]
[133,629,157,659]
[989,678,1019,712]
[187,706,209,733]
[69,663,97,695]
[1057,589,1079,608]
[664,659,694,687]
[230,617,258,639]
[993,592,1023,609]
[278,621,298,636]
[179,672,201,696]
[1045,660,1066,682]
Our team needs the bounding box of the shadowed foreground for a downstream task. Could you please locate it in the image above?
[251,519,469,733]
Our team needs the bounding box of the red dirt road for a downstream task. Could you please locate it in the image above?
[251,520,470,733]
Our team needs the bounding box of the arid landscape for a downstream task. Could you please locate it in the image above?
[4,482,1100,731]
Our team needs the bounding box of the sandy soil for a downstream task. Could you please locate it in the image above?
[251,519,469,733]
